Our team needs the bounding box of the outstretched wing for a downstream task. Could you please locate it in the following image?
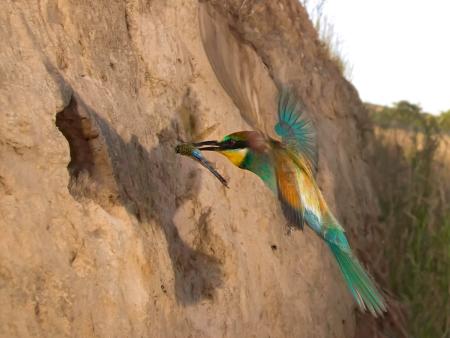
[199,3,278,137]
[273,148,305,229]
[275,90,317,169]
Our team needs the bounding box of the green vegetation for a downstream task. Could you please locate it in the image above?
[438,110,450,132]
[369,102,450,338]
[371,101,450,134]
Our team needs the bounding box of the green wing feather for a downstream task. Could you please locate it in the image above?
[275,90,317,169]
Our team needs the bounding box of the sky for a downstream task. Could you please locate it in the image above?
[307,0,450,115]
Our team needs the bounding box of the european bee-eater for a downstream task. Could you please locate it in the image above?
[189,91,387,316]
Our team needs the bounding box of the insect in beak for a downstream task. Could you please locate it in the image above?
[175,142,228,188]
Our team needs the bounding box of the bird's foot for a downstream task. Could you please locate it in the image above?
[285,224,296,236]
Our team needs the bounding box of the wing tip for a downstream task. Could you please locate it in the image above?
[275,88,318,169]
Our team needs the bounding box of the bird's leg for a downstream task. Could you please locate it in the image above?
[285,223,296,236]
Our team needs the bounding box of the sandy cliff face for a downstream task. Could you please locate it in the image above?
[0,1,380,337]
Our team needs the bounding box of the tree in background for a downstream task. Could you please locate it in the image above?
[369,101,450,338]
[371,101,450,134]
[438,109,450,133]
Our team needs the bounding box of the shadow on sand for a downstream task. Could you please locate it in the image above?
[52,71,223,305]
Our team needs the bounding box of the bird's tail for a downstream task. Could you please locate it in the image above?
[325,228,387,316]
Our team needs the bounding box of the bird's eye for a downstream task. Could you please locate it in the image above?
[228,139,237,147]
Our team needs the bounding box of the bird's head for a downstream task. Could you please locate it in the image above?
[194,131,256,167]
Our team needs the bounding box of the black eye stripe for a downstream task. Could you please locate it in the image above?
[224,140,246,149]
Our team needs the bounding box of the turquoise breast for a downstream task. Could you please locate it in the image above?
[241,151,277,193]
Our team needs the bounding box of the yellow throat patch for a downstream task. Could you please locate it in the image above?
[220,148,248,167]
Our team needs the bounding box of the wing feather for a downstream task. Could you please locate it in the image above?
[199,4,278,137]
[274,149,305,229]
[275,90,318,169]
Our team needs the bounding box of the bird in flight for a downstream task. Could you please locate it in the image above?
[175,3,387,316]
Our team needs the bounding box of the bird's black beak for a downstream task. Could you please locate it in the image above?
[192,140,223,151]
